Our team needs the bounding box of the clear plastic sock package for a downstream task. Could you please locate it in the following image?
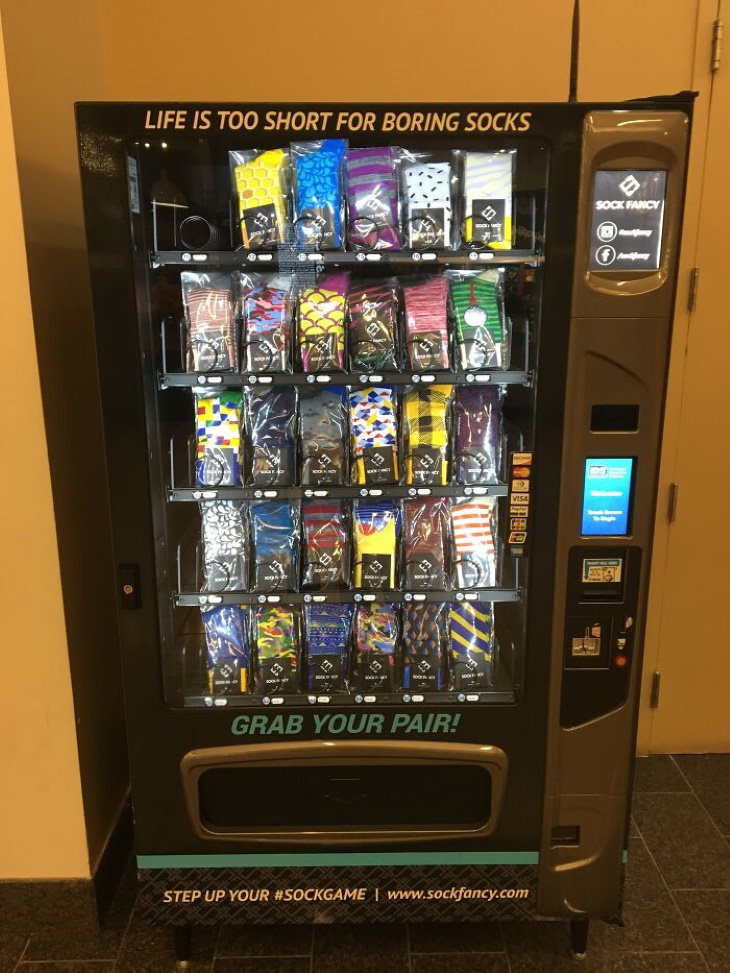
[293,139,347,249]
[181,272,237,372]
[450,269,509,369]
[230,149,290,248]
[344,147,401,251]
[454,386,503,484]
[252,605,300,694]
[451,497,498,588]
[353,500,399,590]
[402,498,449,590]
[398,150,458,250]
[347,279,399,371]
[462,151,515,249]
[299,386,348,485]
[402,385,452,485]
[202,605,250,693]
[302,500,349,589]
[351,604,399,692]
[195,391,243,486]
[448,601,494,689]
[349,386,399,484]
[401,603,447,692]
[250,500,298,591]
[201,501,248,592]
[242,274,293,373]
[402,277,450,370]
[246,388,297,486]
[298,272,348,372]
[304,602,353,693]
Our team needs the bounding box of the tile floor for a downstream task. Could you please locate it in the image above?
[2,755,728,972]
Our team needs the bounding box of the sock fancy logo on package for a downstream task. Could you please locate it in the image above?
[403,385,452,486]
[463,151,514,248]
[353,500,398,590]
[293,139,347,249]
[402,277,450,370]
[243,281,292,373]
[451,270,506,370]
[304,602,353,693]
[351,604,398,693]
[253,606,299,694]
[401,603,448,692]
[201,501,248,593]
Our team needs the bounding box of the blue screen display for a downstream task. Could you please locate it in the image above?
[581,458,634,536]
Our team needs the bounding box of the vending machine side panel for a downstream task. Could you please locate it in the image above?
[538,108,691,917]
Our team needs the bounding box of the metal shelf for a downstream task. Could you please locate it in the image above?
[152,248,543,270]
[170,484,509,502]
[160,369,532,390]
[176,587,522,608]
[184,686,516,709]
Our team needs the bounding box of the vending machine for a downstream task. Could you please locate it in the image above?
[75,97,691,960]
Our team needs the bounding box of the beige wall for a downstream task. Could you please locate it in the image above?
[0,15,89,879]
[0,0,724,882]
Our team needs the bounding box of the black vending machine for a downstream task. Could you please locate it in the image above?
[75,98,691,959]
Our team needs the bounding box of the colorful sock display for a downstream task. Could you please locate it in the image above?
[402,498,449,589]
[253,606,299,694]
[349,386,398,484]
[304,603,353,692]
[448,602,494,689]
[247,388,297,486]
[402,277,450,370]
[195,391,242,486]
[233,149,288,248]
[250,500,297,590]
[353,500,398,590]
[344,147,401,250]
[299,387,348,485]
[243,281,291,373]
[403,385,451,485]
[298,272,348,372]
[451,497,498,588]
[347,279,399,371]
[202,605,250,693]
[403,160,453,248]
[302,500,348,589]
[201,501,248,592]
[455,387,502,484]
[182,273,236,372]
[401,603,447,691]
[293,140,347,248]
[351,604,398,692]
[463,151,513,248]
[451,270,505,369]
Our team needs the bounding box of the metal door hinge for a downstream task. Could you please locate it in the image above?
[688,268,700,311]
[712,18,723,72]
[667,483,679,523]
[650,670,661,709]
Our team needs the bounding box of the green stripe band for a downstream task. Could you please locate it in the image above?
[137,852,539,869]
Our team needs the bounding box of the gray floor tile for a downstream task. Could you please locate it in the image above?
[411,955,509,972]
[408,920,503,954]
[630,817,641,836]
[502,919,615,971]
[674,755,730,836]
[312,924,407,972]
[115,908,217,972]
[632,792,730,889]
[595,957,707,972]
[15,964,116,972]
[213,961,311,973]
[633,755,690,793]
[676,889,730,972]
[590,837,694,952]
[217,924,312,957]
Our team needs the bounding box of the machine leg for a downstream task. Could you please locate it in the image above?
[172,924,192,967]
[569,916,589,959]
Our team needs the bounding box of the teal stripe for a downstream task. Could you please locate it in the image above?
[137,851,539,869]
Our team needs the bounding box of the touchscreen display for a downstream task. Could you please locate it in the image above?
[581,458,634,536]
